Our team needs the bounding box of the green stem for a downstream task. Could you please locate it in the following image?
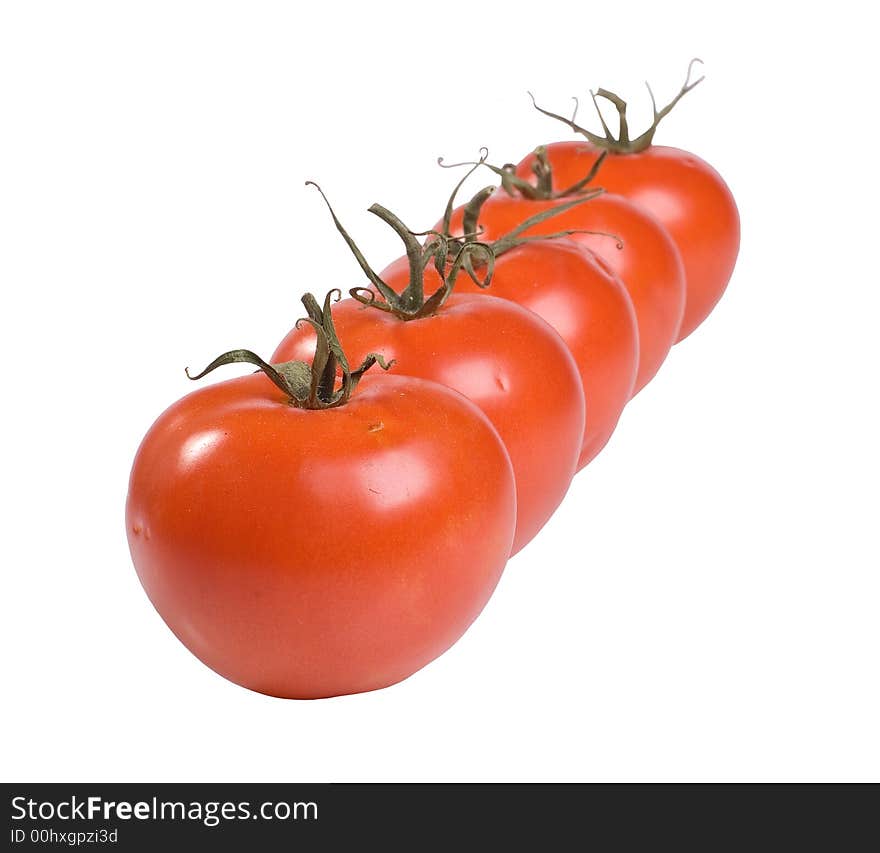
[433,151,621,261]
[308,181,483,320]
[529,58,705,154]
[185,291,391,408]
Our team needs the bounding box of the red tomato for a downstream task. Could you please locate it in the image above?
[127,369,516,699]
[380,241,638,469]
[526,62,739,340]
[442,189,684,395]
[516,142,739,341]
[273,292,584,555]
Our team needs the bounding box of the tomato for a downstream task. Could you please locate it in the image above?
[273,291,584,555]
[516,143,737,343]
[441,184,684,395]
[275,187,586,555]
[526,63,740,340]
[380,238,638,469]
[126,294,516,699]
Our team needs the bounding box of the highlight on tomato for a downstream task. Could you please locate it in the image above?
[126,292,517,699]
[526,59,740,341]
[438,151,685,396]
[273,185,585,555]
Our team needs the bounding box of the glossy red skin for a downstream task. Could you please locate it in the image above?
[273,293,584,555]
[517,142,740,341]
[443,190,685,395]
[126,372,516,699]
[394,243,638,468]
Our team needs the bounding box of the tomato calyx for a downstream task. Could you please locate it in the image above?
[528,58,705,155]
[439,145,608,201]
[307,181,493,321]
[185,291,392,408]
[493,145,607,201]
[435,158,622,262]
[432,150,622,270]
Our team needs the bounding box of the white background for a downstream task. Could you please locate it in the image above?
[2,1,878,782]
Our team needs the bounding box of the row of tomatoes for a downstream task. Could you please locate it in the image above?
[126,64,739,699]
